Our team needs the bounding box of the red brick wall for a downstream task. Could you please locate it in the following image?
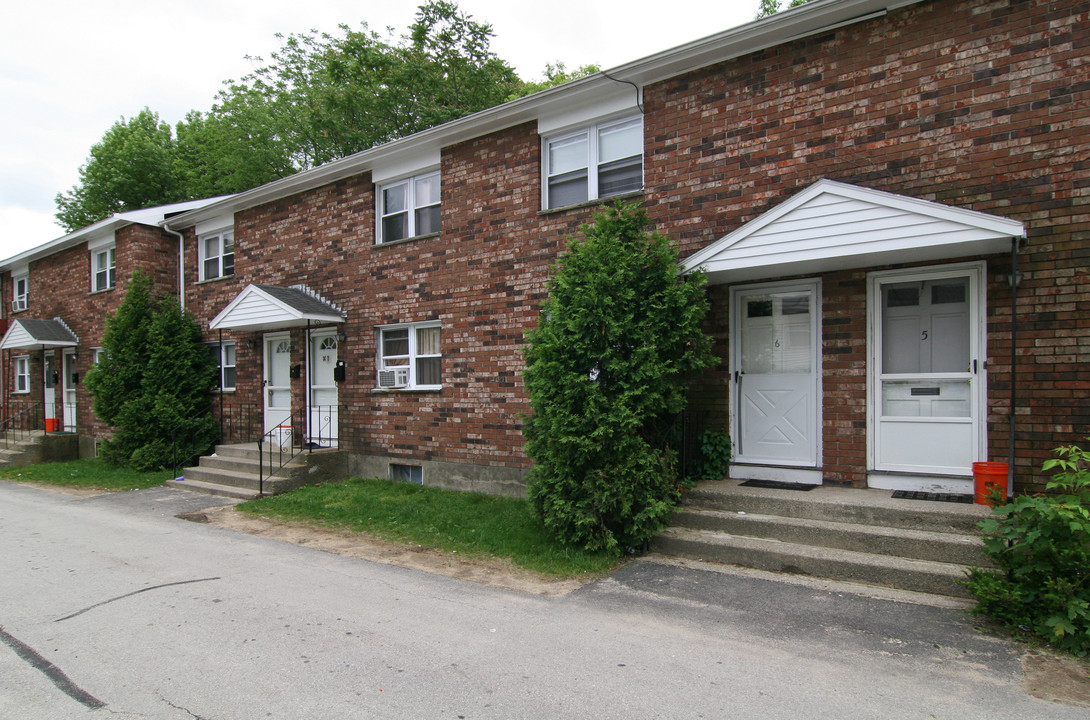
[1,224,180,439]
[642,0,1090,490]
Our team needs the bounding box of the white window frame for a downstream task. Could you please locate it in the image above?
[376,321,441,390]
[92,348,104,364]
[542,115,643,210]
[208,341,237,391]
[14,356,30,394]
[92,246,116,291]
[376,170,441,244]
[199,229,234,281]
[12,274,28,312]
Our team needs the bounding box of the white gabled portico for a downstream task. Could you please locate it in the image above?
[683,179,1025,490]
[210,284,345,444]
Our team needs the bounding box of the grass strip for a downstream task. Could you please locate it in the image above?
[238,477,623,578]
[0,457,166,492]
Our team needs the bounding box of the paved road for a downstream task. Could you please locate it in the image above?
[0,482,1084,720]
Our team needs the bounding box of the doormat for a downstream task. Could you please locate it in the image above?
[891,490,973,504]
[739,480,817,491]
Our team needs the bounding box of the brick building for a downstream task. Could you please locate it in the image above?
[3,0,1087,495]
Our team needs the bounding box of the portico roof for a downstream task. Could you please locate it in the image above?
[0,318,79,351]
[209,285,345,332]
[682,179,1026,284]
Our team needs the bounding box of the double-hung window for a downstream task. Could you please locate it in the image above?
[12,274,28,312]
[377,171,440,244]
[544,115,643,210]
[200,229,234,280]
[377,322,441,389]
[14,356,29,393]
[92,246,116,291]
[208,342,237,391]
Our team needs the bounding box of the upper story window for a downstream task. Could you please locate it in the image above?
[377,322,441,389]
[92,246,116,291]
[14,356,29,393]
[199,229,234,281]
[544,115,643,210]
[377,171,440,244]
[12,274,28,312]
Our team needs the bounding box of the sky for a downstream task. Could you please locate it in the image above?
[0,0,764,261]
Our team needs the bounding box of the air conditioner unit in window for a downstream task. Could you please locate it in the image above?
[377,368,410,388]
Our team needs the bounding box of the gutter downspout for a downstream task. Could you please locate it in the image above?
[1008,236,1023,498]
[162,225,186,311]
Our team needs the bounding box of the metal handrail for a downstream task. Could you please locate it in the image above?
[1,401,43,450]
[257,405,341,495]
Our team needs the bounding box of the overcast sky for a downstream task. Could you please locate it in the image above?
[0,0,762,261]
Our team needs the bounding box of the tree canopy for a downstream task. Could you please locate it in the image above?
[55,1,597,232]
[756,0,816,19]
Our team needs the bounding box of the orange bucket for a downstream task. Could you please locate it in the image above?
[972,461,1009,505]
[44,418,60,433]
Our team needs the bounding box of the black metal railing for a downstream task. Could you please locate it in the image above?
[661,410,709,480]
[257,405,341,495]
[1,401,43,450]
[217,400,262,444]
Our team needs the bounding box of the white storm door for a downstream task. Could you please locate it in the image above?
[732,281,820,468]
[43,352,56,421]
[62,349,77,431]
[308,332,339,448]
[263,333,292,433]
[871,265,984,475]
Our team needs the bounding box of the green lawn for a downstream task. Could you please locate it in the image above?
[0,457,167,491]
[238,477,624,578]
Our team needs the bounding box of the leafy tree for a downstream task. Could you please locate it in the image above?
[55,109,182,232]
[86,271,218,470]
[756,0,816,19]
[523,203,715,554]
[508,62,602,101]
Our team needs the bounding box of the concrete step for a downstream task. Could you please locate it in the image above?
[179,465,302,493]
[168,478,261,500]
[653,526,971,597]
[684,482,988,534]
[669,507,991,567]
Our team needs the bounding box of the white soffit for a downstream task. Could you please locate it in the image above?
[86,232,115,252]
[195,215,235,237]
[210,284,345,332]
[371,149,442,184]
[683,179,1026,284]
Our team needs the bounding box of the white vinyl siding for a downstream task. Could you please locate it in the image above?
[199,229,234,280]
[544,116,643,210]
[377,171,440,244]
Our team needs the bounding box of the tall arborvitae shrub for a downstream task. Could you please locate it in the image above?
[86,272,218,470]
[523,203,714,553]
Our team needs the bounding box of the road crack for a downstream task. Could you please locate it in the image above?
[0,625,106,709]
[55,577,221,622]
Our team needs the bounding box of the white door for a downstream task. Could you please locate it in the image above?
[62,349,77,431]
[308,332,339,448]
[871,264,985,476]
[43,352,56,424]
[732,281,820,472]
[263,333,292,433]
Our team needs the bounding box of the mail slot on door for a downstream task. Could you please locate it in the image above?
[910,387,941,396]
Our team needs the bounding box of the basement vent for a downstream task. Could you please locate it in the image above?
[390,463,423,485]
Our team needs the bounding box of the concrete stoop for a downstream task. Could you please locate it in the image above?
[0,431,44,467]
[174,443,347,500]
[652,479,993,598]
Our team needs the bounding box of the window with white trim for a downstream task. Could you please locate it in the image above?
[543,115,643,209]
[199,229,234,280]
[14,356,29,393]
[208,341,237,391]
[12,274,28,312]
[377,171,440,244]
[92,246,116,291]
[377,322,441,389]
[92,348,104,364]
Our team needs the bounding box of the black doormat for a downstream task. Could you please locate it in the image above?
[739,480,817,491]
[891,490,973,504]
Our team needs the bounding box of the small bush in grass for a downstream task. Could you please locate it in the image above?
[964,442,1090,656]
